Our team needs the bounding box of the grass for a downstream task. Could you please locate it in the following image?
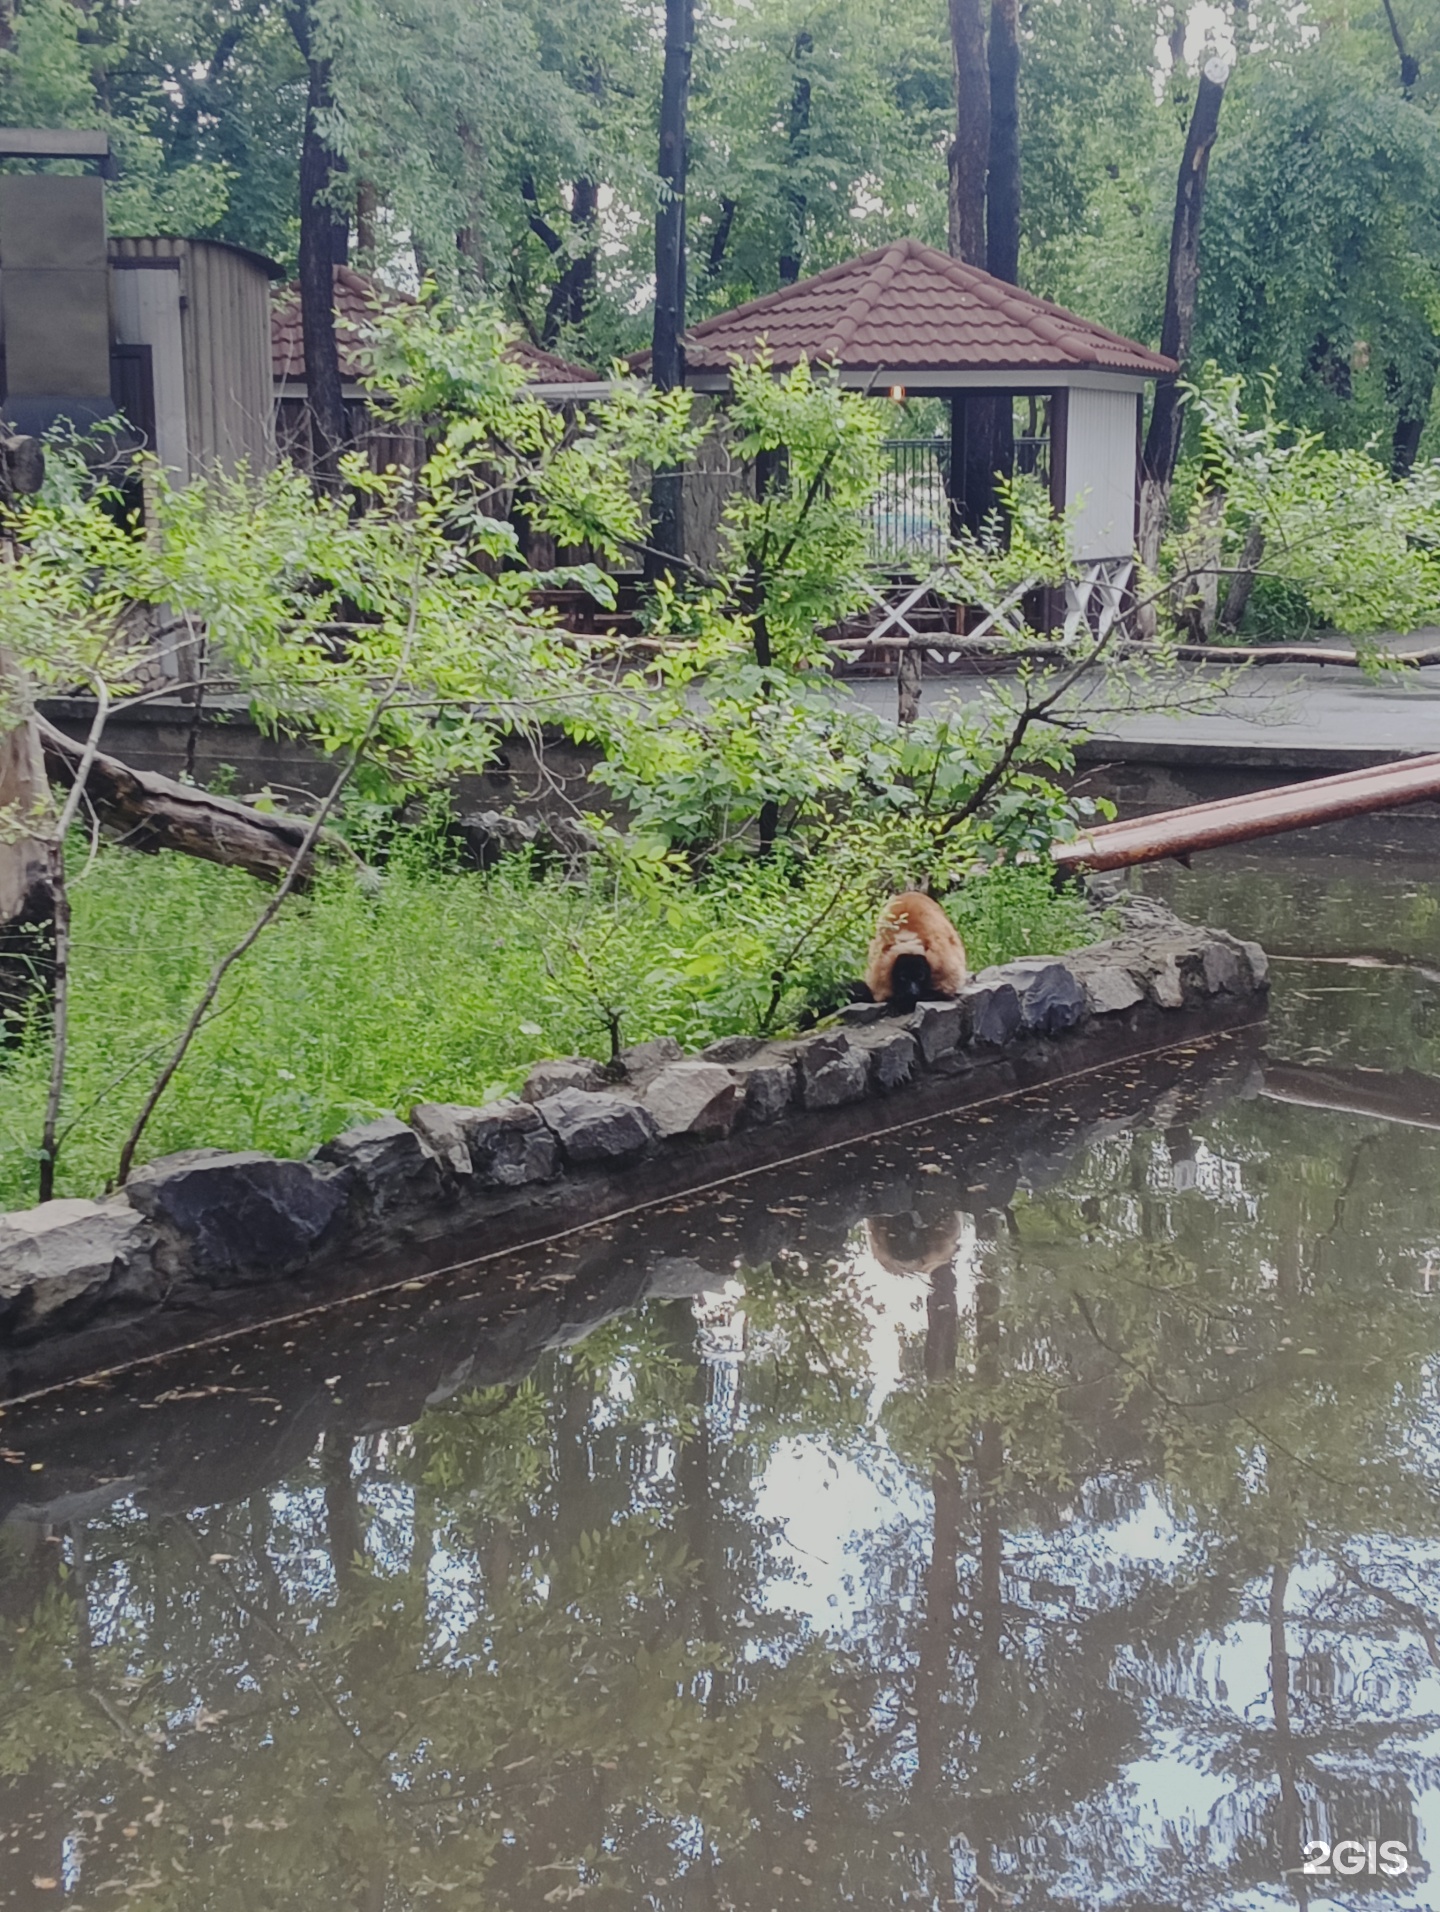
[0,841,1098,1210]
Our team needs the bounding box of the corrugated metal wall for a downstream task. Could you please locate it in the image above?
[109,236,275,476]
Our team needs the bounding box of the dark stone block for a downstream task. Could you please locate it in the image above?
[731,1052,798,1124]
[989,960,1089,1036]
[961,980,1023,1047]
[316,1116,446,1214]
[461,1100,561,1186]
[797,1031,869,1110]
[536,1088,659,1167]
[124,1148,349,1285]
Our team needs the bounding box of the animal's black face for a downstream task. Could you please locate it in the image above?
[888,952,933,1012]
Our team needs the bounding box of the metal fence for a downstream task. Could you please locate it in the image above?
[870,428,1052,562]
[869,437,950,562]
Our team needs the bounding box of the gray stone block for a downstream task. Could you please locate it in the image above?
[642,1061,744,1139]
[1070,958,1145,1015]
[730,1050,798,1124]
[797,1031,869,1110]
[839,999,888,1026]
[520,1057,607,1102]
[702,1034,765,1064]
[855,1026,919,1093]
[911,999,965,1066]
[536,1088,659,1167]
[316,1116,446,1214]
[124,1148,349,1285]
[0,1198,162,1337]
[408,1102,475,1178]
[452,1100,559,1187]
[1201,938,1246,995]
[619,1036,686,1091]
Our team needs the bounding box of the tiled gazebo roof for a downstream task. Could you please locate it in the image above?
[272,267,600,387]
[668,238,1175,380]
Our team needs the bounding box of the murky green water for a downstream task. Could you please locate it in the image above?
[3,818,1440,1910]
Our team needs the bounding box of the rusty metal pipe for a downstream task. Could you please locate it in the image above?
[1054,755,1440,873]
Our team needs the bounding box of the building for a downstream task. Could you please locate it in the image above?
[670,237,1176,584]
[0,130,276,482]
[271,264,609,475]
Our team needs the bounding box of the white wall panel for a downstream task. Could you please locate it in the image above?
[111,263,189,482]
[1062,386,1138,561]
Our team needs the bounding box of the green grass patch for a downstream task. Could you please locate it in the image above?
[0,844,1097,1209]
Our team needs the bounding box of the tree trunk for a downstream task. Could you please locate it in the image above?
[779,30,813,286]
[288,1,348,489]
[0,654,56,1026]
[1218,517,1265,633]
[455,120,484,284]
[1174,486,1223,640]
[355,178,378,258]
[1136,55,1229,634]
[897,646,923,725]
[648,0,695,575]
[38,718,329,887]
[1391,368,1432,476]
[947,0,989,264]
[985,0,1020,286]
[706,196,737,282]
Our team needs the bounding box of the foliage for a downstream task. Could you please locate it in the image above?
[1176,368,1440,638]
[0,833,1095,1208]
[1199,30,1440,452]
[4,299,700,784]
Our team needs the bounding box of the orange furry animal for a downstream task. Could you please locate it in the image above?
[864,891,968,1012]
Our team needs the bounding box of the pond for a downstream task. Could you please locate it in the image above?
[2,814,1439,1910]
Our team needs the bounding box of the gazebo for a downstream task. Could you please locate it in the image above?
[677,238,1175,584]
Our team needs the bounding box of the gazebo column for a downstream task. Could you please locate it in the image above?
[946,391,1012,539]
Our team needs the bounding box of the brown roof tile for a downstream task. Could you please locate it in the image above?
[272,267,600,387]
[672,239,1175,378]
[507,337,603,384]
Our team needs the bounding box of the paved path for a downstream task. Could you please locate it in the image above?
[843,636,1440,769]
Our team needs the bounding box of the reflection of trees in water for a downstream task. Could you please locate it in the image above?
[3,1094,1440,1905]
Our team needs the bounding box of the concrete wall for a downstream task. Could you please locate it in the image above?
[0,175,112,436]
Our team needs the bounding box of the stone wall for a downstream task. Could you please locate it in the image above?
[0,1021,1265,1519]
[0,898,1268,1396]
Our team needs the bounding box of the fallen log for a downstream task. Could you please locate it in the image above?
[38,716,328,887]
[1168,640,1440,668]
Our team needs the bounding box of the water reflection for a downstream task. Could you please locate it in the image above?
[3,907,1440,1902]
